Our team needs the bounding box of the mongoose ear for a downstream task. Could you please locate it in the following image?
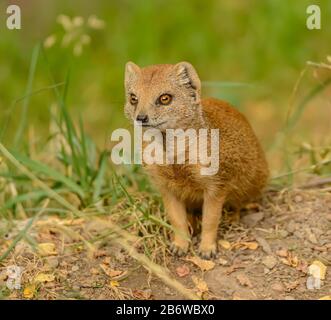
[173,62,201,103]
[125,61,141,88]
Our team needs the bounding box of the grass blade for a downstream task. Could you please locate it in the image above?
[92,151,108,203]
[1,189,65,212]
[14,43,41,148]
[11,151,85,198]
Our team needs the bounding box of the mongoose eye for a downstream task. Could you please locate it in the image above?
[130,93,138,105]
[158,94,172,105]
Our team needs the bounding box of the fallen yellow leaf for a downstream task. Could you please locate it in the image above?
[110,280,119,287]
[309,260,327,280]
[232,241,259,250]
[218,240,231,250]
[280,251,299,268]
[23,284,36,299]
[242,242,259,250]
[34,273,55,283]
[185,256,215,271]
[319,295,331,300]
[37,243,57,256]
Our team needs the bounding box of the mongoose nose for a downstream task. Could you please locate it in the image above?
[136,114,149,123]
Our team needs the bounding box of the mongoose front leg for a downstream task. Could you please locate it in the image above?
[162,191,190,256]
[199,193,225,259]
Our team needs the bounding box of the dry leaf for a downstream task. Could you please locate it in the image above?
[308,260,327,280]
[232,241,259,250]
[100,264,123,278]
[34,273,55,283]
[176,265,190,277]
[236,274,253,288]
[280,251,299,268]
[319,295,331,300]
[23,284,36,299]
[132,289,152,300]
[185,256,215,271]
[37,243,57,256]
[191,276,209,293]
[242,242,259,250]
[218,240,231,250]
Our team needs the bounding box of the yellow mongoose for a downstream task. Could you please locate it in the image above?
[124,61,269,259]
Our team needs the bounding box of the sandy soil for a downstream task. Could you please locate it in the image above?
[1,188,330,300]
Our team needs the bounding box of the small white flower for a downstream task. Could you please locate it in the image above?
[47,14,104,57]
[57,14,72,31]
[73,16,84,27]
[87,15,105,29]
[44,34,57,48]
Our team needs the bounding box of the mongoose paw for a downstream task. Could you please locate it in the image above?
[198,243,218,260]
[169,241,189,257]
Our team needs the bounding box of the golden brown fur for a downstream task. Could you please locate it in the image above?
[124,62,269,259]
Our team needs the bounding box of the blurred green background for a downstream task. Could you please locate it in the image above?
[1,0,330,176]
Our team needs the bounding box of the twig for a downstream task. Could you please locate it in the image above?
[271,159,331,180]
[298,177,331,189]
[307,61,331,70]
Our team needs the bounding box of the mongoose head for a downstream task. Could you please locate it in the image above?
[124,62,202,131]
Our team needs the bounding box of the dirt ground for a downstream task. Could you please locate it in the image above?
[1,187,330,300]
